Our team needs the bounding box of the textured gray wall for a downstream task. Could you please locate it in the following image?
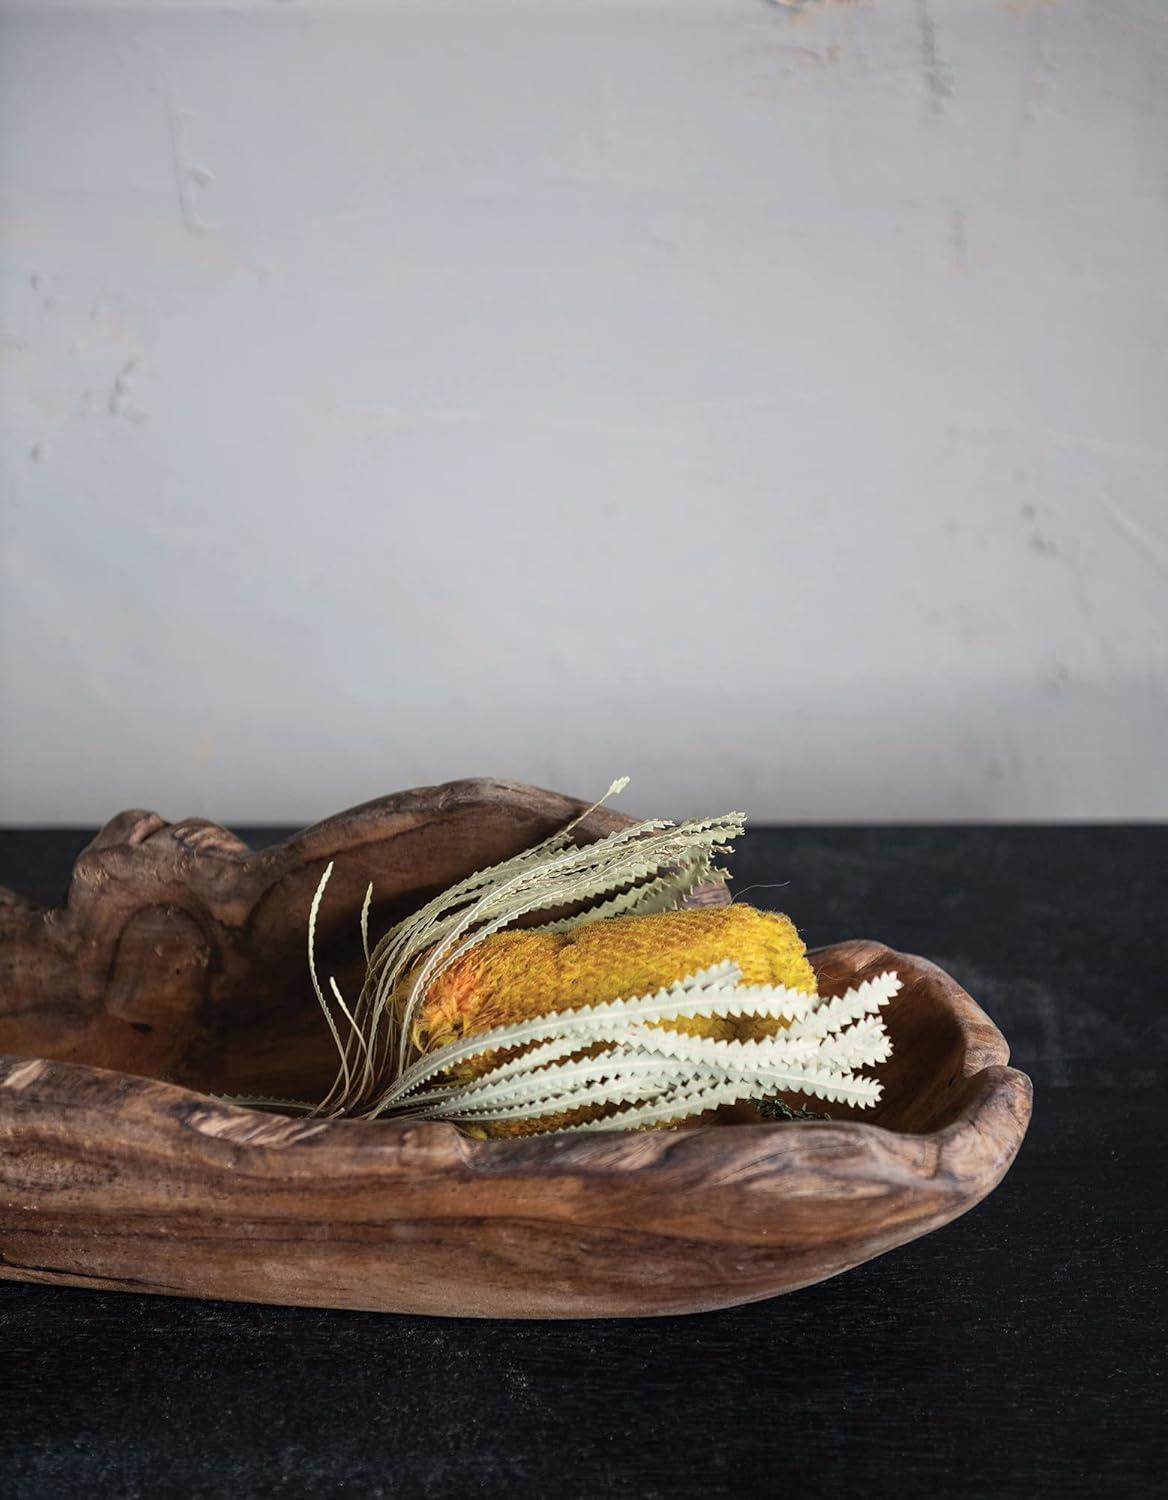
[1,1,1165,824]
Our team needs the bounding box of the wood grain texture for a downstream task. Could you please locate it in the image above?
[0,781,1031,1318]
[0,779,634,1101]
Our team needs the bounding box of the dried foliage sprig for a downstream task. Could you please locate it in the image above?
[282,779,898,1134]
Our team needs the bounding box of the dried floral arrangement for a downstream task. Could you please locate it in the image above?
[253,780,899,1136]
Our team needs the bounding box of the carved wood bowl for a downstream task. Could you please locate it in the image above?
[0,780,1032,1318]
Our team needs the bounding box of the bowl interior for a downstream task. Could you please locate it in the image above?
[2,903,972,1134]
[0,788,989,1136]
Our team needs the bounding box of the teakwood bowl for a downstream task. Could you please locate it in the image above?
[0,780,1032,1319]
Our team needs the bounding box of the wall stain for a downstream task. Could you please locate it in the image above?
[163,88,218,237]
[948,205,969,273]
[916,0,953,114]
[108,359,147,426]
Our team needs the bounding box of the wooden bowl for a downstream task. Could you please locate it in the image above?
[0,780,1031,1318]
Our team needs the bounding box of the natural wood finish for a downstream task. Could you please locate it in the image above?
[0,780,634,1102]
[0,780,1031,1318]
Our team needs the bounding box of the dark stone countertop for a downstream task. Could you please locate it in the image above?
[1,824,1164,1498]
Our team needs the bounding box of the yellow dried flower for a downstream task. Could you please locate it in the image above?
[411,905,814,1051]
[398,906,818,1134]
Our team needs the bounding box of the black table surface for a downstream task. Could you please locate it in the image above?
[1,824,1164,1499]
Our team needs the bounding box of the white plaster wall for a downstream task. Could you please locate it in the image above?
[1,0,1165,825]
